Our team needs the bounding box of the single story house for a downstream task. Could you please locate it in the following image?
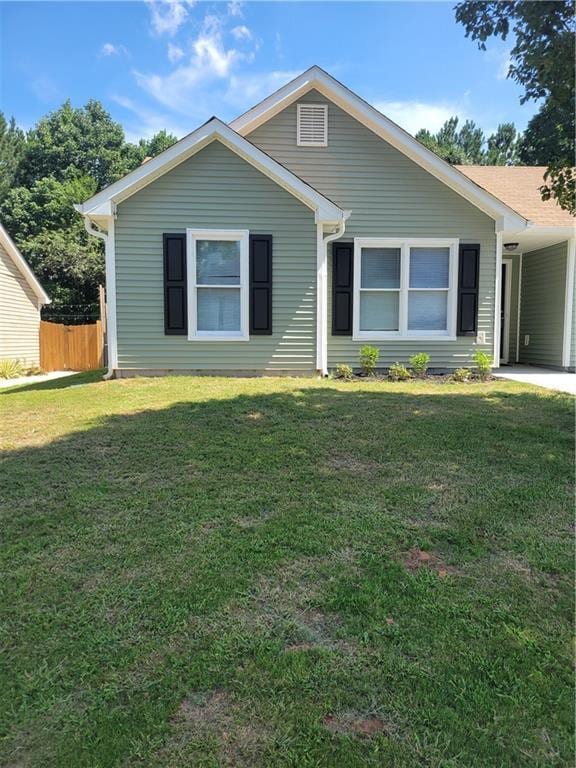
[0,223,50,366]
[75,67,575,377]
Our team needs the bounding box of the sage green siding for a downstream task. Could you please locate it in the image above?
[519,241,567,368]
[504,254,521,363]
[115,140,317,372]
[248,90,496,369]
[571,255,576,370]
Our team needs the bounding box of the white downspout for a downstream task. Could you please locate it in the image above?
[82,216,117,379]
[316,214,349,376]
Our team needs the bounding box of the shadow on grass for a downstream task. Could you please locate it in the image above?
[0,369,104,395]
[0,383,573,767]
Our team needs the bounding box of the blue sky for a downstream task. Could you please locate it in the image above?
[1,1,538,143]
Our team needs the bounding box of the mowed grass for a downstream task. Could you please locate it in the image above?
[0,373,574,767]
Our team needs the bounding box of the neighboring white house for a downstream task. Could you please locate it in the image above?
[0,223,50,366]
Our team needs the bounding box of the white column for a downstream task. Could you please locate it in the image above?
[493,231,503,368]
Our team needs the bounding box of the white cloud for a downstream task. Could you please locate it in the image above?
[134,12,249,114]
[100,42,128,57]
[231,25,251,41]
[147,0,189,36]
[372,99,469,135]
[227,1,243,17]
[111,94,189,142]
[167,42,185,63]
[497,52,512,80]
[224,70,299,109]
[30,75,63,104]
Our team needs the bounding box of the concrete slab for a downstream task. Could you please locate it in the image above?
[0,370,77,390]
[494,365,576,395]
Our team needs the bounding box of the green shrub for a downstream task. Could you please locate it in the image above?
[334,363,353,380]
[409,352,431,377]
[472,350,492,381]
[359,345,379,376]
[388,362,412,381]
[0,359,25,379]
[452,367,471,382]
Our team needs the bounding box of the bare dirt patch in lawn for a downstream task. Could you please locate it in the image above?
[403,548,457,578]
[157,690,270,767]
[322,453,382,474]
[322,712,396,739]
[229,552,359,654]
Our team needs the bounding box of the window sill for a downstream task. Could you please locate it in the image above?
[352,334,457,342]
[188,334,250,342]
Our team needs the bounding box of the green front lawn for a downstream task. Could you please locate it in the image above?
[1,374,573,767]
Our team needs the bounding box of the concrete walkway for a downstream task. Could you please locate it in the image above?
[494,365,576,395]
[0,370,77,390]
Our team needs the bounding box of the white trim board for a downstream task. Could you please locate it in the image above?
[231,66,527,232]
[75,118,345,226]
[0,223,50,305]
[562,238,575,368]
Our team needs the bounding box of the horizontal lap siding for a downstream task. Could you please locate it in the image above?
[519,241,567,368]
[505,253,521,363]
[0,243,41,364]
[115,140,317,371]
[248,90,496,369]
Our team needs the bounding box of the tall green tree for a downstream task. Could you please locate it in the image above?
[415,117,520,165]
[17,100,142,189]
[0,99,180,315]
[485,123,520,165]
[0,113,26,204]
[455,0,575,212]
[0,174,104,308]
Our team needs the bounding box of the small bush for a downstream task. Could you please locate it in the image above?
[452,367,471,382]
[25,364,43,376]
[472,350,492,381]
[0,359,25,379]
[409,352,431,378]
[334,363,353,380]
[388,362,412,382]
[359,345,380,376]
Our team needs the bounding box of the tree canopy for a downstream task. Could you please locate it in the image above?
[415,118,521,166]
[0,102,178,319]
[455,0,575,213]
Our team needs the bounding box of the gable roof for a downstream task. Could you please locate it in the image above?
[0,223,50,305]
[456,166,575,228]
[230,66,527,232]
[75,117,346,225]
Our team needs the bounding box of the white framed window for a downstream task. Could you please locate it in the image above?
[297,103,328,147]
[187,229,249,341]
[353,237,459,340]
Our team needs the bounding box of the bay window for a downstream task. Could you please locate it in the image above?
[354,238,458,339]
[187,229,249,340]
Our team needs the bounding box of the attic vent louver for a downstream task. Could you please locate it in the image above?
[297,103,328,147]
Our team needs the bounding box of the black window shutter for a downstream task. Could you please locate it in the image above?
[163,233,187,335]
[332,242,353,335]
[457,244,480,336]
[250,234,272,335]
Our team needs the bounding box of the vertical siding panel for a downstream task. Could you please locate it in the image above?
[519,241,568,368]
[248,90,496,369]
[115,140,317,372]
[0,243,41,365]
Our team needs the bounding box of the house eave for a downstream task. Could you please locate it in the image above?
[0,223,50,305]
[74,118,345,225]
[230,66,528,232]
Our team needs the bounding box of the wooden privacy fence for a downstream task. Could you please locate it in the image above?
[40,321,104,372]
